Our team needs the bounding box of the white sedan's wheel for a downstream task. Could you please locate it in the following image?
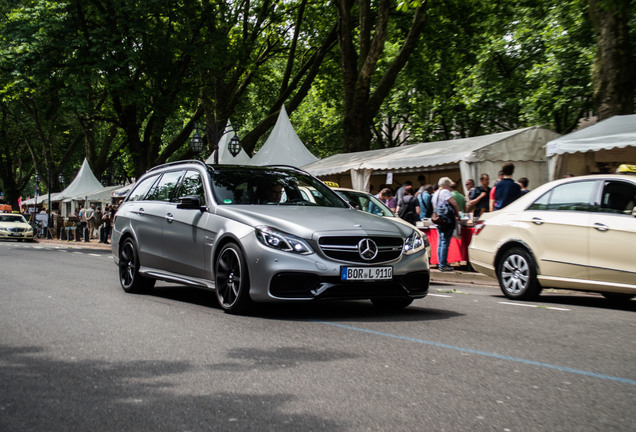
[497,247,541,300]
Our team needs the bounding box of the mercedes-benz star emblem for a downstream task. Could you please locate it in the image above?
[358,238,378,261]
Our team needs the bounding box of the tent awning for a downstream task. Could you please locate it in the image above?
[304,126,559,175]
[546,115,636,157]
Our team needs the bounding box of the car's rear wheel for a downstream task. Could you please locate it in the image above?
[497,247,541,300]
[119,237,155,293]
[215,243,252,314]
[371,297,413,310]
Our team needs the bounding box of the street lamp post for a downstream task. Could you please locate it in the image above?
[190,120,242,164]
[58,174,65,219]
[190,126,205,160]
[33,171,40,233]
[46,163,52,238]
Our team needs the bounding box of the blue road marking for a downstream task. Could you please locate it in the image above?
[315,321,636,386]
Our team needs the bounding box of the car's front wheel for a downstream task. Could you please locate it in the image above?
[497,247,541,300]
[215,243,252,314]
[119,237,155,293]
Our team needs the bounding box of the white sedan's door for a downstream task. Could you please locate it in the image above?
[522,180,598,285]
[588,180,636,289]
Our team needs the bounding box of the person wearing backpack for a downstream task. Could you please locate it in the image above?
[431,177,461,272]
[396,185,420,224]
[416,184,434,219]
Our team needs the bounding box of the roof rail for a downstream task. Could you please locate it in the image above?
[147,159,208,172]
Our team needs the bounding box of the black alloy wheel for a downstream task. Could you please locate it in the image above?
[119,237,155,293]
[215,243,252,314]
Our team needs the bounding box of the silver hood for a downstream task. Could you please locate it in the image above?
[214,205,413,239]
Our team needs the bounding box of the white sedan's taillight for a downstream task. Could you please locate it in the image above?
[472,221,486,235]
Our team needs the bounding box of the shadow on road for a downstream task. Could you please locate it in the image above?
[490,291,636,312]
[147,284,463,323]
[0,344,343,431]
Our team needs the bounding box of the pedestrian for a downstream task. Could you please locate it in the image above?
[370,188,393,215]
[432,177,461,272]
[92,206,102,239]
[489,170,503,212]
[416,184,434,219]
[464,179,475,211]
[450,182,466,215]
[395,180,412,209]
[77,206,86,242]
[467,174,491,218]
[518,177,530,194]
[83,204,95,242]
[383,188,397,213]
[100,205,112,244]
[494,163,522,210]
[396,185,420,224]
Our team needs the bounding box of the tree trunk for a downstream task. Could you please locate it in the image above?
[336,0,427,153]
[589,0,635,120]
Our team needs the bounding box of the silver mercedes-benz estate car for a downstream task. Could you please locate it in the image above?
[112,161,429,313]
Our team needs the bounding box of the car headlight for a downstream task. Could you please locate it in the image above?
[403,229,426,255]
[255,226,314,255]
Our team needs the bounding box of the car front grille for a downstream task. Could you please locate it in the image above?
[8,227,27,233]
[317,236,403,264]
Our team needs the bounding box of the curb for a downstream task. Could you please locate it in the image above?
[35,238,112,251]
[430,268,498,286]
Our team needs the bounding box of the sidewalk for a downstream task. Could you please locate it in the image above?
[34,238,498,286]
[35,237,112,251]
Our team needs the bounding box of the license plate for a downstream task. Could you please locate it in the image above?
[341,266,393,281]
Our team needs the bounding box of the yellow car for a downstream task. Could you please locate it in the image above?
[469,175,636,302]
[0,213,35,242]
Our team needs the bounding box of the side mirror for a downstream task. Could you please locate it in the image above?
[177,196,204,211]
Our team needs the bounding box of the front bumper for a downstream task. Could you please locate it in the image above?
[243,234,430,303]
[0,231,34,241]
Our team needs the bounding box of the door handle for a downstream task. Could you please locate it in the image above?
[165,213,174,223]
[531,217,544,225]
[137,208,145,215]
[593,222,608,232]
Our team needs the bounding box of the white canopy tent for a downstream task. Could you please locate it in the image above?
[54,158,119,215]
[21,158,103,210]
[249,105,318,167]
[546,115,636,180]
[303,126,560,193]
[205,120,252,165]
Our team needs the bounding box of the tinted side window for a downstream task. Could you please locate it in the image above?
[598,181,636,215]
[126,175,160,202]
[529,181,595,212]
[178,170,206,205]
[145,170,185,202]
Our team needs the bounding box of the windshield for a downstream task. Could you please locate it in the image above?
[336,190,395,217]
[207,166,348,208]
[0,214,27,223]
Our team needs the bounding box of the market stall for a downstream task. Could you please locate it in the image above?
[420,224,475,266]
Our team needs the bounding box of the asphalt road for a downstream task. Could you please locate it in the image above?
[1,241,634,431]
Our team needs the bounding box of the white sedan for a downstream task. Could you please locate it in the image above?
[0,213,35,242]
[468,174,636,302]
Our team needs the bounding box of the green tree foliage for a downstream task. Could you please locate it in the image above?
[0,0,633,203]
